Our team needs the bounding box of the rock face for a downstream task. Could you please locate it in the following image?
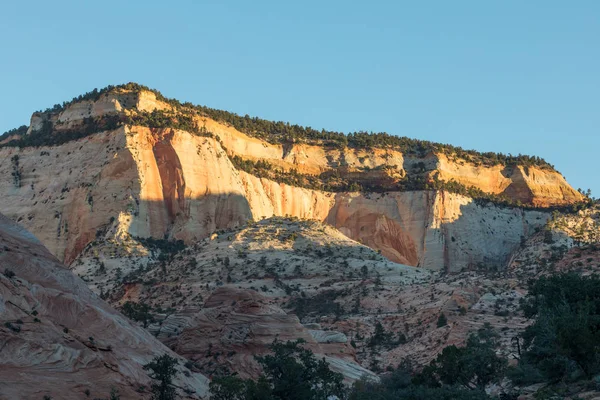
[0,213,209,399]
[70,216,547,377]
[72,218,426,379]
[152,287,375,382]
[0,87,582,272]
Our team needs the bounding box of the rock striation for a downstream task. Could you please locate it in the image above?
[0,86,583,272]
[0,212,208,399]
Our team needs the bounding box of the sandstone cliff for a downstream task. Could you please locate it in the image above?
[0,86,583,272]
[0,212,209,399]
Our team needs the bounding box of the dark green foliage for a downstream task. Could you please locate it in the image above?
[143,354,179,400]
[367,322,401,348]
[0,115,123,148]
[505,362,545,386]
[11,155,21,187]
[351,380,490,400]
[543,230,555,245]
[193,101,556,170]
[125,109,201,133]
[518,273,600,382]
[437,313,448,327]
[2,83,556,171]
[350,359,491,400]
[121,301,154,328]
[109,387,121,400]
[209,339,346,400]
[288,290,345,319]
[4,321,21,333]
[3,268,15,279]
[227,154,589,211]
[136,237,186,262]
[416,325,506,390]
[350,329,508,398]
[0,125,28,141]
[210,375,273,400]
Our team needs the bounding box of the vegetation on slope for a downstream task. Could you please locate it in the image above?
[209,327,504,399]
[2,83,591,210]
[229,152,591,211]
[517,272,600,383]
[210,339,347,400]
[1,82,556,170]
[0,115,123,148]
[0,125,28,142]
[207,273,600,400]
[0,105,591,211]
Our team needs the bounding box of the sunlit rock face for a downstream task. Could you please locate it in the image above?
[0,88,580,271]
[0,213,209,399]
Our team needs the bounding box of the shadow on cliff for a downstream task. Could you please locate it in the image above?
[430,193,549,272]
[130,194,254,241]
[320,188,549,273]
[80,188,548,276]
[68,194,253,263]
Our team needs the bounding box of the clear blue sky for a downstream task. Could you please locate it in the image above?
[2,1,598,195]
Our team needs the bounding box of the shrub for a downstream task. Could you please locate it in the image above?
[121,301,154,328]
[518,273,600,382]
[210,339,346,400]
[143,354,179,400]
[437,313,448,327]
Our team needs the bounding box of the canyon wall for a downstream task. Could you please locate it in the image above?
[0,212,208,399]
[0,109,551,271]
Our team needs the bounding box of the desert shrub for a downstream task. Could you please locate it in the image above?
[437,313,448,327]
[144,354,179,400]
[518,273,600,382]
[210,339,346,400]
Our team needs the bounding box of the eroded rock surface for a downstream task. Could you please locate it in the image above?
[0,213,208,399]
[0,87,569,272]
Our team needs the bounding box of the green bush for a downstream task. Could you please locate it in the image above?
[143,354,179,400]
[210,339,346,400]
[2,82,557,172]
[121,301,154,328]
[437,313,448,327]
[518,273,600,382]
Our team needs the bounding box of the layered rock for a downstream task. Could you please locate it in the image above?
[0,213,209,399]
[71,217,540,376]
[151,287,374,381]
[72,217,427,378]
[0,87,582,271]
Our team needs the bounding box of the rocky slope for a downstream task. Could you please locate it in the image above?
[0,85,596,398]
[73,217,423,380]
[70,216,547,378]
[0,85,583,272]
[0,212,209,399]
[70,211,600,396]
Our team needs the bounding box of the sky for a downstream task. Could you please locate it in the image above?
[1,1,598,195]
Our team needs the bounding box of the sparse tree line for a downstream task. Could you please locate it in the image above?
[205,272,600,399]
[1,86,591,212]
[0,125,27,141]
[1,82,556,170]
[99,272,600,399]
[229,153,592,211]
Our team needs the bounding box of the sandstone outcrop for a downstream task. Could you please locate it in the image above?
[0,85,585,275]
[71,217,542,375]
[0,213,208,399]
[0,86,578,272]
[152,287,375,382]
[0,84,594,398]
